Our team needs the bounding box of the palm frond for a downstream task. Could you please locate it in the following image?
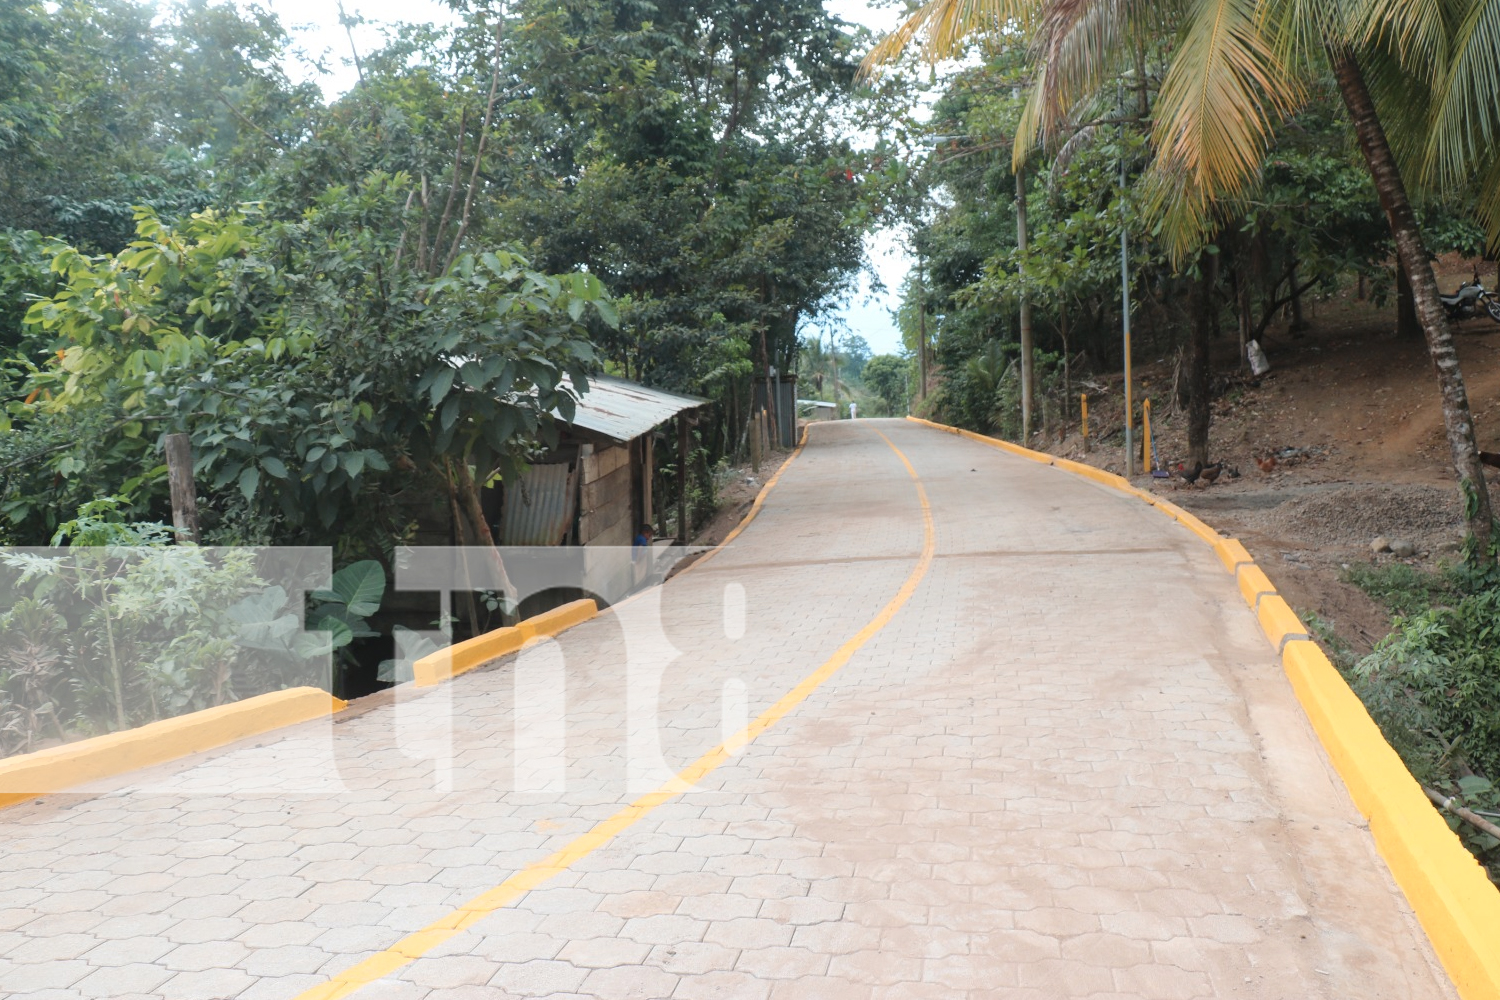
[860,0,1041,76]
[1344,0,1452,83]
[1029,0,1130,140]
[1476,149,1500,252]
[1362,39,1438,188]
[1013,71,1051,167]
[1151,0,1302,215]
[1421,0,1500,190]
[1050,122,1101,175]
[1257,0,1337,75]
[1140,164,1216,258]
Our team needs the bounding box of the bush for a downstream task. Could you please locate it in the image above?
[1353,588,1500,783]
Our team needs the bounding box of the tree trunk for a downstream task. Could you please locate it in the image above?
[442,459,483,640]
[1059,303,1071,434]
[1236,266,1252,370]
[1396,262,1421,339]
[1332,49,1494,553]
[1017,167,1034,441]
[164,433,200,544]
[1186,257,1214,468]
[452,459,516,620]
[1287,259,1308,335]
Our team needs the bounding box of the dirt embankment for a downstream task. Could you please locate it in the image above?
[1040,256,1500,655]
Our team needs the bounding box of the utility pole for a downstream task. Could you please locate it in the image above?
[829,330,841,418]
[1017,165,1033,443]
[917,257,928,406]
[1119,93,1135,477]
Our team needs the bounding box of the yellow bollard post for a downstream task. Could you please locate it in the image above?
[1080,394,1089,453]
[1142,398,1152,472]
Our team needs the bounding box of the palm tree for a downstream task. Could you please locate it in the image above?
[865,0,1500,552]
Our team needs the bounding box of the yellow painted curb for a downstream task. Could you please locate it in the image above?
[1283,641,1500,998]
[0,687,346,810]
[1215,537,1254,574]
[412,600,599,689]
[1053,457,1130,490]
[906,415,1500,999]
[1256,594,1309,651]
[1236,564,1276,609]
[516,598,597,641]
[412,627,526,688]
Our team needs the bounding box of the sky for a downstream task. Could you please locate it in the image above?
[261,0,915,356]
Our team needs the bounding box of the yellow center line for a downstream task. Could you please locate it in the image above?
[297,425,935,1000]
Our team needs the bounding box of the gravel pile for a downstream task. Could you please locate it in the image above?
[1265,484,1462,547]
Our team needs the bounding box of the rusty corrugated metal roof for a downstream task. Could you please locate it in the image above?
[557,375,706,443]
[500,462,576,546]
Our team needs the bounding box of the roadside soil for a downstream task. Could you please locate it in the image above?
[1037,255,1500,656]
[666,445,792,579]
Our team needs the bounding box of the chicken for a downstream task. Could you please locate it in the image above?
[1175,462,1203,488]
[1255,452,1277,474]
[1199,463,1224,486]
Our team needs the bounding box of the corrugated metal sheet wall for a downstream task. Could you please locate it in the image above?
[499,462,577,546]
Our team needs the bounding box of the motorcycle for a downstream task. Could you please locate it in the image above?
[1440,281,1500,324]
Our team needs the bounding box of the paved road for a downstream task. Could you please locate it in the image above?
[0,419,1455,999]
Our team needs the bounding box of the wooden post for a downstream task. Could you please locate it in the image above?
[677,414,690,543]
[1142,398,1153,472]
[164,433,200,544]
[750,407,762,474]
[642,434,654,535]
[1081,395,1089,453]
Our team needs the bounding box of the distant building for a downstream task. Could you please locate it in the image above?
[798,399,837,422]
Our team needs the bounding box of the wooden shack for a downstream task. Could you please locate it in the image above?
[492,375,707,604]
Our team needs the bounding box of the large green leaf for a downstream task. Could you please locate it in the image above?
[294,616,353,657]
[325,559,386,617]
[429,366,457,407]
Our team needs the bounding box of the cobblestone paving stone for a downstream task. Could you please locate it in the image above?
[0,420,1457,999]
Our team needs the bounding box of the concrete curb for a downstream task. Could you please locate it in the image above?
[413,599,598,688]
[905,415,1500,1000]
[0,687,346,811]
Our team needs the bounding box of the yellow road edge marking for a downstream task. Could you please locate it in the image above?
[296,422,933,1000]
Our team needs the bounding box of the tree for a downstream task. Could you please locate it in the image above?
[12,180,613,549]
[863,354,909,414]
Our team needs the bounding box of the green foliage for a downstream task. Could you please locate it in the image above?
[0,0,312,250]
[862,354,910,415]
[6,183,609,547]
[1352,588,1500,786]
[0,498,269,747]
[232,560,385,662]
[1341,562,1458,618]
[0,0,885,687]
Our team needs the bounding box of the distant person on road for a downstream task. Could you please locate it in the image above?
[633,523,653,549]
